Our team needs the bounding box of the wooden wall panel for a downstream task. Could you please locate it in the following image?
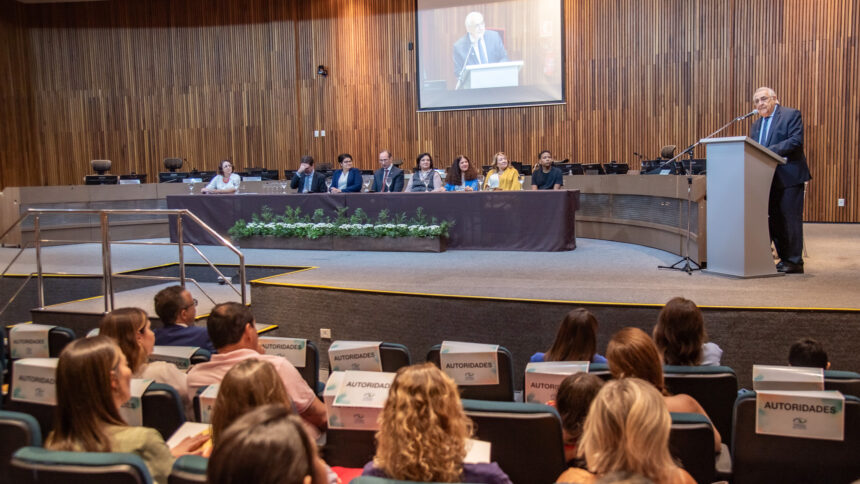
[0,0,856,222]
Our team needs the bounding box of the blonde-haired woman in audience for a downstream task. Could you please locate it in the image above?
[45,336,206,484]
[363,362,512,483]
[482,152,522,191]
[208,404,330,484]
[99,307,192,416]
[556,378,695,484]
[606,327,721,452]
[653,297,722,366]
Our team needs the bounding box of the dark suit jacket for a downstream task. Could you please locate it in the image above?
[750,105,810,189]
[154,324,215,353]
[290,170,327,193]
[330,168,363,192]
[452,30,509,79]
[371,166,404,192]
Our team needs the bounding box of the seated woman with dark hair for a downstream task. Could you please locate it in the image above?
[329,153,363,193]
[45,336,206,484]
[553,372,604,466]
[99,307,192,416]
[445,155,480,191]
[652,297,722,366]
[606,327,721,452]
[201,160,240,194]
[404,153,445,192]
[531,308,607,364]
[556,378,695,484]
[363,362,512,483]
[208,404,330,484]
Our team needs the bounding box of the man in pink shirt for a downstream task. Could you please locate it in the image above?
[187,302,327,434]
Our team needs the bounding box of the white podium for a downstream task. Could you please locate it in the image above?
[701,136,786,278]
[462,61,524,89]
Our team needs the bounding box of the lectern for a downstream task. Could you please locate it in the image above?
[701,136,786,278]
[461,61,524,89]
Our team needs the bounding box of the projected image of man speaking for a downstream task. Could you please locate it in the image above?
[453,12,509,88]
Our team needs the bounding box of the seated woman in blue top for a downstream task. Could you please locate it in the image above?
[531,308,607,363]
[329,153,363,193]
[444,155,481,191]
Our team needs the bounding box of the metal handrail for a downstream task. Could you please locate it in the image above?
[0,208,246,316]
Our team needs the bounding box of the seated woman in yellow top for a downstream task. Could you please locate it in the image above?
[482,152,522,191]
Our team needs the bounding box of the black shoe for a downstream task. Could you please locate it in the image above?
[777,262,804,274]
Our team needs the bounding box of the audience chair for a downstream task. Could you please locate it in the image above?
[669,412,719,484]
[10,446,152,484]
[663,365,738,444]
[587,362,612,381]
[322,429,377,468]
[168,455,207,484]
[824,369,860,397]
[379,342,412,373]
[462,399,566,484]
[302,340,322,394]
[142,383,186,440]
[732,392,860,484]
[1,411,42,483]
[4,400,55,441]
[426,345,514,401]
[188,348,210,366]
[47,326,76,356]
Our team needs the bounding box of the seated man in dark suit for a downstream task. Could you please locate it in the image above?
[153,285,215,352]
[371,149,404,192]
[452,11,509,84]
[290,155,327,193]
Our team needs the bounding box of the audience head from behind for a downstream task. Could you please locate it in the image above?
[98,307,154,374]
[415,152,434,172]
[153,285,196,327]
[563,378,689,484]
[206,302,259,352]
[211,358,293,444]
[46,335,129,451]
[371,363,477,482]
[208,404,328,484]
[788,337,830,369]
[653,297,707,366]
[606,327,666,394]
[545,308,599,363]
[555,372,604,462]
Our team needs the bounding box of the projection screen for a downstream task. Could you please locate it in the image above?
[416,0,565,111]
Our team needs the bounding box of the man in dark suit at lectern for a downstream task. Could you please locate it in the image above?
[371,150,404,192]
[750,86,811,274]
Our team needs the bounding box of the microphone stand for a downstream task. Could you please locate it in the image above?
[454,41,477,90]
[658,110,756,275]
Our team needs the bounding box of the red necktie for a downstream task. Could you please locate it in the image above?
[383,169,389,192]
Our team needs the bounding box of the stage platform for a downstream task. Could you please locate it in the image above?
[1,223,858,387]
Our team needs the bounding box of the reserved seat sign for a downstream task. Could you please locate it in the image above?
[198,383,220,423]
[328,340,383,372]
[150,346,199,370]
[11,358,59,405]
[259,337,308,368]
[524,361,589,403]
[752,365,824,392]
[439,341,500,386]
[9,323,55,358]
[756,390,845,441]
[119,378,154,426]
[324,370,395,430]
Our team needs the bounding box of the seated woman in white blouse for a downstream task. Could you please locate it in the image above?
[201,160,240,194]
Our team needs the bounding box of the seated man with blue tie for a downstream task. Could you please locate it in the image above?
[371,150,404,192]
[290,155,327,193]
[452,11,509,87]
[750,86,810,274]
